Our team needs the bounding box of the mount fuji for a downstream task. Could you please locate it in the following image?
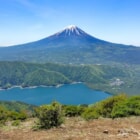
[0,25,140,64]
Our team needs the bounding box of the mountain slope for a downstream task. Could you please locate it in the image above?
[0,25,140,64]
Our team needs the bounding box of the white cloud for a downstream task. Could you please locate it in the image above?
[14,0,58,19]
[14,0,35,8]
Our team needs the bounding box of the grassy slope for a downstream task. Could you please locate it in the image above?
[0,117,140,140]
[0,95,140,140]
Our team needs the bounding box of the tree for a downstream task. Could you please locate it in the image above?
[35,102,64,129]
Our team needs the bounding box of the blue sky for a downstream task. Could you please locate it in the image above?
[0,0,140,46]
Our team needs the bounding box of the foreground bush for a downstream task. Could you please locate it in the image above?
[0,105,28,126]
[82,94,127,120]
[111,96,140,118]
[8,111,27,121]
[0,106,8,125]
[82,94,140,120]
[81,107,100,120]
[98,94,127,118]
[63,105,86,117]
[35,102,63,129]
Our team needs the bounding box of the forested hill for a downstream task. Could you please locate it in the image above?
[0,61,139,95]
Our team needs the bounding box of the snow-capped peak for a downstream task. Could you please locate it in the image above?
[65,25,77,30]
[54,25,87,37]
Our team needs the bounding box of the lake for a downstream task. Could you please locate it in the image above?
[0,83,111,105]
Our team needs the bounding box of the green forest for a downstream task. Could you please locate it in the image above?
[0,61,139,95]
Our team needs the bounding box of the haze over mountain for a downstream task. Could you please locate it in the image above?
[0,25,140,64]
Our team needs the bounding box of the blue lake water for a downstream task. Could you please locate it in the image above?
[0,83,111,105]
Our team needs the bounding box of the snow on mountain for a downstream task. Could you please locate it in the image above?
[65,25,77,30]
[52,25,89,37]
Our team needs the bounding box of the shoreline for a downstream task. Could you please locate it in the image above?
[0,82,83,91]
[0,82,113,96]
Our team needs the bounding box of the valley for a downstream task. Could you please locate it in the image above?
[0,25,139,95]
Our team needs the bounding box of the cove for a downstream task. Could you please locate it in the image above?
[0,83,111,105]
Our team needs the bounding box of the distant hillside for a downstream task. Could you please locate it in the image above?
[0,101,36,112]
[0,25,140,64]
[0,61,139,95]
